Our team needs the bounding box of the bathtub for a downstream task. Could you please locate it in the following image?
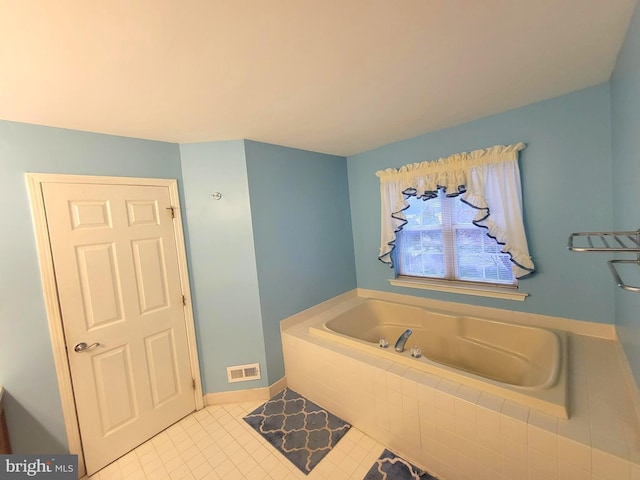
[309,298,568,418]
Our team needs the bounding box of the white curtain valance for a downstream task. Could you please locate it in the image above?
[376,143,535,279]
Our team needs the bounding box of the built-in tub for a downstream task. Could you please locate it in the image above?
[309,298,568,418]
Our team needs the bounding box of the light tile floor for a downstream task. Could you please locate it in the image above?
[88,401,387,480]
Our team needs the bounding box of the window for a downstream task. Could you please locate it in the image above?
[395,191,515,286]
[376,143,535,292]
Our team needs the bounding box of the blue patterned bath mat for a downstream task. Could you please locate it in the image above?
[243,388,351,474]
[364,449,437,480]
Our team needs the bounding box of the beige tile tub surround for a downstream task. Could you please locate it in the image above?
[281,289,640,480]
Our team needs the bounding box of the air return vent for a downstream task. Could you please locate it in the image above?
[226,363,261,383]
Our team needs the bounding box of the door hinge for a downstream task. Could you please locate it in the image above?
[182,294,186,306]
[192,378,196,390]
[166,206,176,218]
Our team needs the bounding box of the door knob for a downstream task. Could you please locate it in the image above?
[74,342,101,353]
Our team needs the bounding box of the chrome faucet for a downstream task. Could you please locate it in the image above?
[394,329,413,352]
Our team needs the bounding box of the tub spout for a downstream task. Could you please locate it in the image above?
[394,329,413,352]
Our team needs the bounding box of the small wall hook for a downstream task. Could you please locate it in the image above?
[211,192,222,200]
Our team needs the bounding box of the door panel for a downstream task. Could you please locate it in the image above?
[126,200,159,227]
[92,345,138,434]
[145,329,181,407]
[76,242,124,329]
[42,182,196,475]
[70,200,112,230]
[132,237,170,314]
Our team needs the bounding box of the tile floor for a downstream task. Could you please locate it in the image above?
[88,400,388,480]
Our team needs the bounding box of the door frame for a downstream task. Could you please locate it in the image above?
[25,173,204,478]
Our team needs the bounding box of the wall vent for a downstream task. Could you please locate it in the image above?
[226,363,261,383]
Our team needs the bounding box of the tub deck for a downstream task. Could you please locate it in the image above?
[281,291,640,479]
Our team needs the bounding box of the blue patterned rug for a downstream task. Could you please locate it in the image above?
[243,388,351,475]
[364,449,437,479]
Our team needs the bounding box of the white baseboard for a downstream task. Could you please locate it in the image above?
[203,377,287,406]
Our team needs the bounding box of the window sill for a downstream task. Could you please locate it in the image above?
[388,276,528,301]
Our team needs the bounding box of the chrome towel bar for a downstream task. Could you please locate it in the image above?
[568,229,640,292]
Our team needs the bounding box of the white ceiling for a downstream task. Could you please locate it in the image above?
[0,1,636,156]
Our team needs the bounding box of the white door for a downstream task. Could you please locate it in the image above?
[41,182,196,475]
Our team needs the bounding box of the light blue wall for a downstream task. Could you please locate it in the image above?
[244,140,357,382]
[179,141,268,392]
[0,120,182,454]
[611,2,640,388]
[347,85,615,323]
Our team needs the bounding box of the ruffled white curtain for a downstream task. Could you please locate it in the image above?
[376,143,535,279]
